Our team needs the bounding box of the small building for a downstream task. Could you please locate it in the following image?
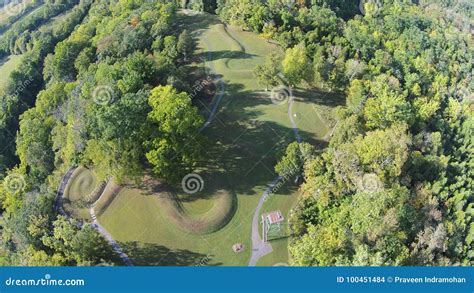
[261,210,284,242]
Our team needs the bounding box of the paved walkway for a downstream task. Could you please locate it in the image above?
[54,166,77,215]
[248,96,301,266]
[288,95,302,143]
[248,177,280,266]
[89,208,133,266]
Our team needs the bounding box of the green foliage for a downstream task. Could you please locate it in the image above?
[275,142,315,177]
[217,0,474,265]
[177,29,195,61]
[282,1,474,266]
[1,0,195,266]
[282,44,311,87]
[16,109,56,184]
[42,215,115,265]
[290,186,414,266]
[145,85,204,184]
[0,1,91,175]
[253,52,282,91]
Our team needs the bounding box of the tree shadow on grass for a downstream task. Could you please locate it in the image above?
[174,11,221,38]
[292,88,345,107]
[195,50,259,62]
[135,78,336,204]
[163,12,343,203]
[120,241,223,266]
[191,82,331,197]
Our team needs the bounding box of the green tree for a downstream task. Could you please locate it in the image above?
[282,44,312,87]
[16,109,56,184]
[145,85,204,183]
[42,216,115,265]
[177,29,195,61]
[275,142,315,177]
[253,52,282,91]
[161,35,178,62]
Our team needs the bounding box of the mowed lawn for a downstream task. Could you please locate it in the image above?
[0,55,23,88]
[98,12,336,266]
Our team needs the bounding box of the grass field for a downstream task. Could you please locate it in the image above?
[78,11,340,266]
[0,54,23,87]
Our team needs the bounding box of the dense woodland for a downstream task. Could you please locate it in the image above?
[0,0,472,266]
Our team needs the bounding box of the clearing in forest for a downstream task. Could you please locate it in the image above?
[65,12,340,266]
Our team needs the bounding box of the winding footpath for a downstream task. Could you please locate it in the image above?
[184,10,302,266]
[248,177,279,266]
[199,37,226,132]
[55,13,227,267]
[181,10,226,132]
[55,169,133,266]
[54,166,76,215]
[248,96,301,266]
[56,12,302,267]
